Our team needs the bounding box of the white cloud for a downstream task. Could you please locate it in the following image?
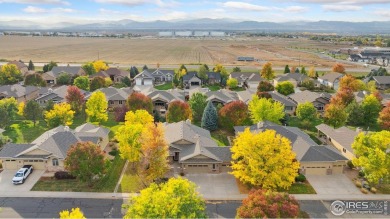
[23,5,76,13]
[289,0,390,5]
[94,0,178,7]
[322,4,362,12]
[0,0,69,5]
[282,6,307,13]
[375,9,390,17]
[222,1,269,12]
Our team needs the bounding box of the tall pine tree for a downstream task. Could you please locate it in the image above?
[201,101,218,131]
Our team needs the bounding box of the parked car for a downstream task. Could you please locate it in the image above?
[12,165,33,184]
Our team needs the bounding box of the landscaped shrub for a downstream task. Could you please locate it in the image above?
[0,162,3,169]
[295,174,306,182]
[108,149,118,156]
[358,171,365,178]
[347,160,354,169]
[355,181,362,188]
[54,171,76,180]
[361,188,369,194]
[370,187,377,194]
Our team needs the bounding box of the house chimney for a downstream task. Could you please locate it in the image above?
[64,126,69,132]
[257,122,264,129]
[185,119,191,124]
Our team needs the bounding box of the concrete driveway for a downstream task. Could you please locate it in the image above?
[0,170,44,192]
[185,173,245,200]
[306,174,361,195]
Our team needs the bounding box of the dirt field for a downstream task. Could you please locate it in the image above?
[0,36,359,68]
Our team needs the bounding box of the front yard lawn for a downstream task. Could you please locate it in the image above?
[283,182,316,194]
[155,83,173,90]
[211,129,232,146]
[32,156,126,192]
[376,184,390,194]
[118,162,145,193]
[3,120,47,143]
[204,85,221,91]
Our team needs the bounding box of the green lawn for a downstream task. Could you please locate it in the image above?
[377,184,390,194]
[204,85,221,91]
[283,182,317,194]
[155,83,173,90]
[211,129,232,146]
[32,156,126,192]
[118,163,145,193]
[3,120,48,143]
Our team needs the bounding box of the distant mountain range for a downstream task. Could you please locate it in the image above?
[1,18,390,34]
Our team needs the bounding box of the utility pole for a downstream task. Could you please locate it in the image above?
[299,55,301,67]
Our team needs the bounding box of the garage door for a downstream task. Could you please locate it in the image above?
[186,164,210,173]
[303,167,328,175]
[3,160,18,170]
[332,164,345,174]
[220,164,231,172]
[23,160,46,170]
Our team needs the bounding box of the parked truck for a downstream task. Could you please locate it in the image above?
[12,165,33,184]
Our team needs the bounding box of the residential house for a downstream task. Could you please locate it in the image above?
[133,69,174,86]
[145,89,185,116]
[7,60,28,76]
[354,90,390,107]
[36,85,88,106]
[316,124,359,160]
[372,76,390,90]
[230,72,263,88]
[273,73,309,87]
[204,90,238,106]
[165,120,231,174]
[207,72,221,85]
[0,124,110,171]
[236,89,297,114]
[317,72,344,90]
[87,87,132,109]
[0,84,40,103]
[234,121,348,175]
[183,72,202,88]
[105,68,129,83]
[42,66,86,85]
[288,90,331,113]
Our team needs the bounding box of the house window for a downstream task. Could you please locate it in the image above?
[119,100,123,105]
[109,100,114,105]
[343,148,347,153]
[212,164,217,170]
[285,106,293,111]
[52,158,59,166]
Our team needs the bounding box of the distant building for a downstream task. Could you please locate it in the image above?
[158,31,174,37]
[237,56,254,61]
[175,31,193,37]
[210,31,226,37]
[194,31,210,37]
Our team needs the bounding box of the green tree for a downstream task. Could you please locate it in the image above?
[24,73,46,87]
[0,64,22,85]
[345,100,364,126]
[166,100,192,123]
[90,76,105,91]
[284,65,290,73]
[232,66,241,72]
[296,102,317,126]
[260,62,275,80]
[201,101,218,131]
[188,92,207,122]
[73,76,90,91]
[237,189,300,218]
[85,91,108,124]
[257,81,274,93]
[352,131,390,184]
[276,81,295,95]
[124,178,206,218]
[197,65,208,82]
[44,103,75,128]
[227,78,238,89]
[142,65,148,70]
[220,67,229,81]
[130,66,139,78]
[43,61,57,73]
[231,129,299,190]
[24,100,42,127]
[28,60,35,71]
[57,72,72,85]
[0,97,18,128]
[248,96,285,124]
[361,94,381,128]
[122,76,131,87]
[324,103,348,128]
[64,141,106,186]
[46,100,55,111]
[82,62,96,75]
[300,66,306,75]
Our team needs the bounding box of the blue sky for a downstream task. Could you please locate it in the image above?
[0,0,389,24]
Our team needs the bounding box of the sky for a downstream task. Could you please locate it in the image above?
[0,0,390,24]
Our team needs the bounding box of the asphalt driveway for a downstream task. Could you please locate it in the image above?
[185,173,245,200]
[306,174,361,195]
[0,169,44,192]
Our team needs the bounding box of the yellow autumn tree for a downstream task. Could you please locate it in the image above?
[17,102,25,117]
[92,60,109,72]
[260,62,275,80]
[85,91,108,124]
[59,207,86,219]
[104,77,113,87]
[231,128,299,190]
[44,103,75,128]
[116,110,154,162]
[308,66,316,78]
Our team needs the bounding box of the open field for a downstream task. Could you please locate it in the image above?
[0,36,362,69]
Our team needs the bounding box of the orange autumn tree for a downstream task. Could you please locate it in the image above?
[126,92,153,114]
[166,100,192,123]
[379,103,390,130]
[332,63,346,74]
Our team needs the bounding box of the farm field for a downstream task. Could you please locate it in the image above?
[0,36,361,69]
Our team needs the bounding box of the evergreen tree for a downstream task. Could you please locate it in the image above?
[295,68,300,73]
[284,65,290,73]
[301,66,306,75]
[142,65,148,70]
[28,60,35,71]
[130,66,139,78]
[232,66,241,72]
[201,101,218,131]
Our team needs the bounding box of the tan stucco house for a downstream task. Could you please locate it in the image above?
[0,84,39,103]
[0,124,110,171]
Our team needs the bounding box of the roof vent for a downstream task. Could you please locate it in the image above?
[48,88,53,93]
[64,126,69,132]
[185,119,191,124]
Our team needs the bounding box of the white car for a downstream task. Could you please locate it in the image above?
[12,165,33,184]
